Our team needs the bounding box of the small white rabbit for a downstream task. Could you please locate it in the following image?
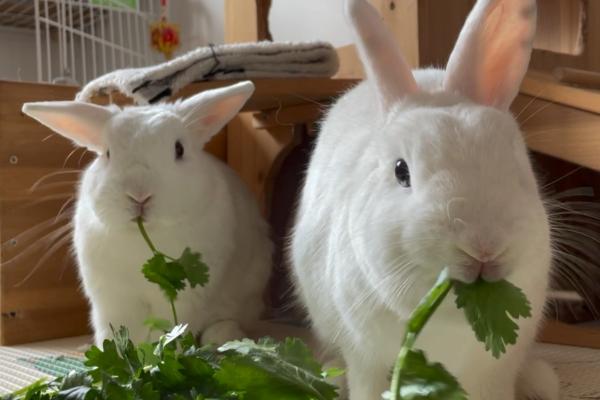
[22,81,273,346]
[291,1,559,399]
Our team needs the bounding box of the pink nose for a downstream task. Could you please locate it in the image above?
[127,193,152,205]
[127,193,152,218]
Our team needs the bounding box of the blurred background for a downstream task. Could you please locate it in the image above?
[0,0,357,84]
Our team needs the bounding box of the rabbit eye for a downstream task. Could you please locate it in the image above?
[395,159,410,187]
[106,149,110,159]
[175,140,184,160]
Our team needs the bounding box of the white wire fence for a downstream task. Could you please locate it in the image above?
[0,0,162,85]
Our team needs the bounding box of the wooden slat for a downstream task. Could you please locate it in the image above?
[252,103,327,130]
[520,73,600,115]
[531,1,600,73]
[535,0,584,55]
[334,45,364,80]
[177,79,357,112]
[539,320,600,349]
[369,0,420,68]
[513,93,600,172]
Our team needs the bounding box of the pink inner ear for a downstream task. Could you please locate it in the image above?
[444,0,536,110]
[201,114,220,127]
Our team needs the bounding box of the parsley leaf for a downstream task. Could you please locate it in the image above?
[144,316,173,333]
[84,340,130,383]
[176,247,209,288]
[217,337,338,400]
[454,279,532,358]
[142,253,186,303]
[387,349,466,400]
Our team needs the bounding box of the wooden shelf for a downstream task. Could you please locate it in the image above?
[515,73,600,171]
[521,72,600,115]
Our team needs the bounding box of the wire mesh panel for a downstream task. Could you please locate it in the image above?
[0,0,162,85]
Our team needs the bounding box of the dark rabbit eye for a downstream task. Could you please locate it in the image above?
[106,149,110,159]
[175,140,184,160]
[395,159,411,187]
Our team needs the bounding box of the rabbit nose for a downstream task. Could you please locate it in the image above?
[459,246,505,282]
[127,193,152,205]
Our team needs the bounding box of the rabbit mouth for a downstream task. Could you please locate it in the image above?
[127,193,153,221]
[449,261,507,283]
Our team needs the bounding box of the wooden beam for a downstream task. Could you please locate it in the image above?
[513,93,600,172]
[224,0,271,43]
[539,320,600,349]
[369,0,420,68]
[535,0,584,55]
[521,72,600,115]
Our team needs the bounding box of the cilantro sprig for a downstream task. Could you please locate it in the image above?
[4,219,339,400]
[454,279,532,359]
[137,217,209,325]
[388,270,532,400]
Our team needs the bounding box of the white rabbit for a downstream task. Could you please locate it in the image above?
[22,81,273,346]
[291,1,559,399]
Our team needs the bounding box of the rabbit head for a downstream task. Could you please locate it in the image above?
[22,81,254,229]
[343,0,550,292]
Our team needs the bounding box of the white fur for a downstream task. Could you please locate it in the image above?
[291,1,557,399]
[23,82,273,345]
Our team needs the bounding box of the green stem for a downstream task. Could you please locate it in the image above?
[390,270,453,400]
[137,217,158,254]
[137,217,179,324]
[170,300,179,326]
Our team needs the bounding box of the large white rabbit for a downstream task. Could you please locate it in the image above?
[291,1,559,399]
[22,81,273,346]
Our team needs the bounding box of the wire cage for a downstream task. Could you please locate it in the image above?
[0,0,162,85]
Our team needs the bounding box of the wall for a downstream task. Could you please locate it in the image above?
[0,0,351,83]
[0,27,39,82]
[269,0,352,47]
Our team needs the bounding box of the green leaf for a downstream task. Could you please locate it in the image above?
[142,253,186,302]
[102,379,134,400]
[454,279,532,358]
[321,368,344,379]
[132,381,160,400]
[59,371,92,391]
[156,356,186,387]
[154,324,188,357]
[84,340,131,383]
[137,342,160,367]
[392,349,466,400]
[217,338,338,400]
[179,355,214,380]
[176,248,209,288]
[55,386,98,400]
[143,316,173,333]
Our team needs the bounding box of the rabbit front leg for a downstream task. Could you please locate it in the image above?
[459,368,516,400]
[89,294,150,345]
[345,353,390,400]
[201,319,245,346]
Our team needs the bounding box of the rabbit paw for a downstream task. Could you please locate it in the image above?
[201,320,246,346]
[517,358,560,400]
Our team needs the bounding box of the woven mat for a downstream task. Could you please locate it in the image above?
[0,336,90,394]
[1,337,598,398]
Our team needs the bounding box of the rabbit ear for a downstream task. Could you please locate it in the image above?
[22,101,113,153]
[176,81,254,141]
[345,0,418,111]
[444,0,537,110]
